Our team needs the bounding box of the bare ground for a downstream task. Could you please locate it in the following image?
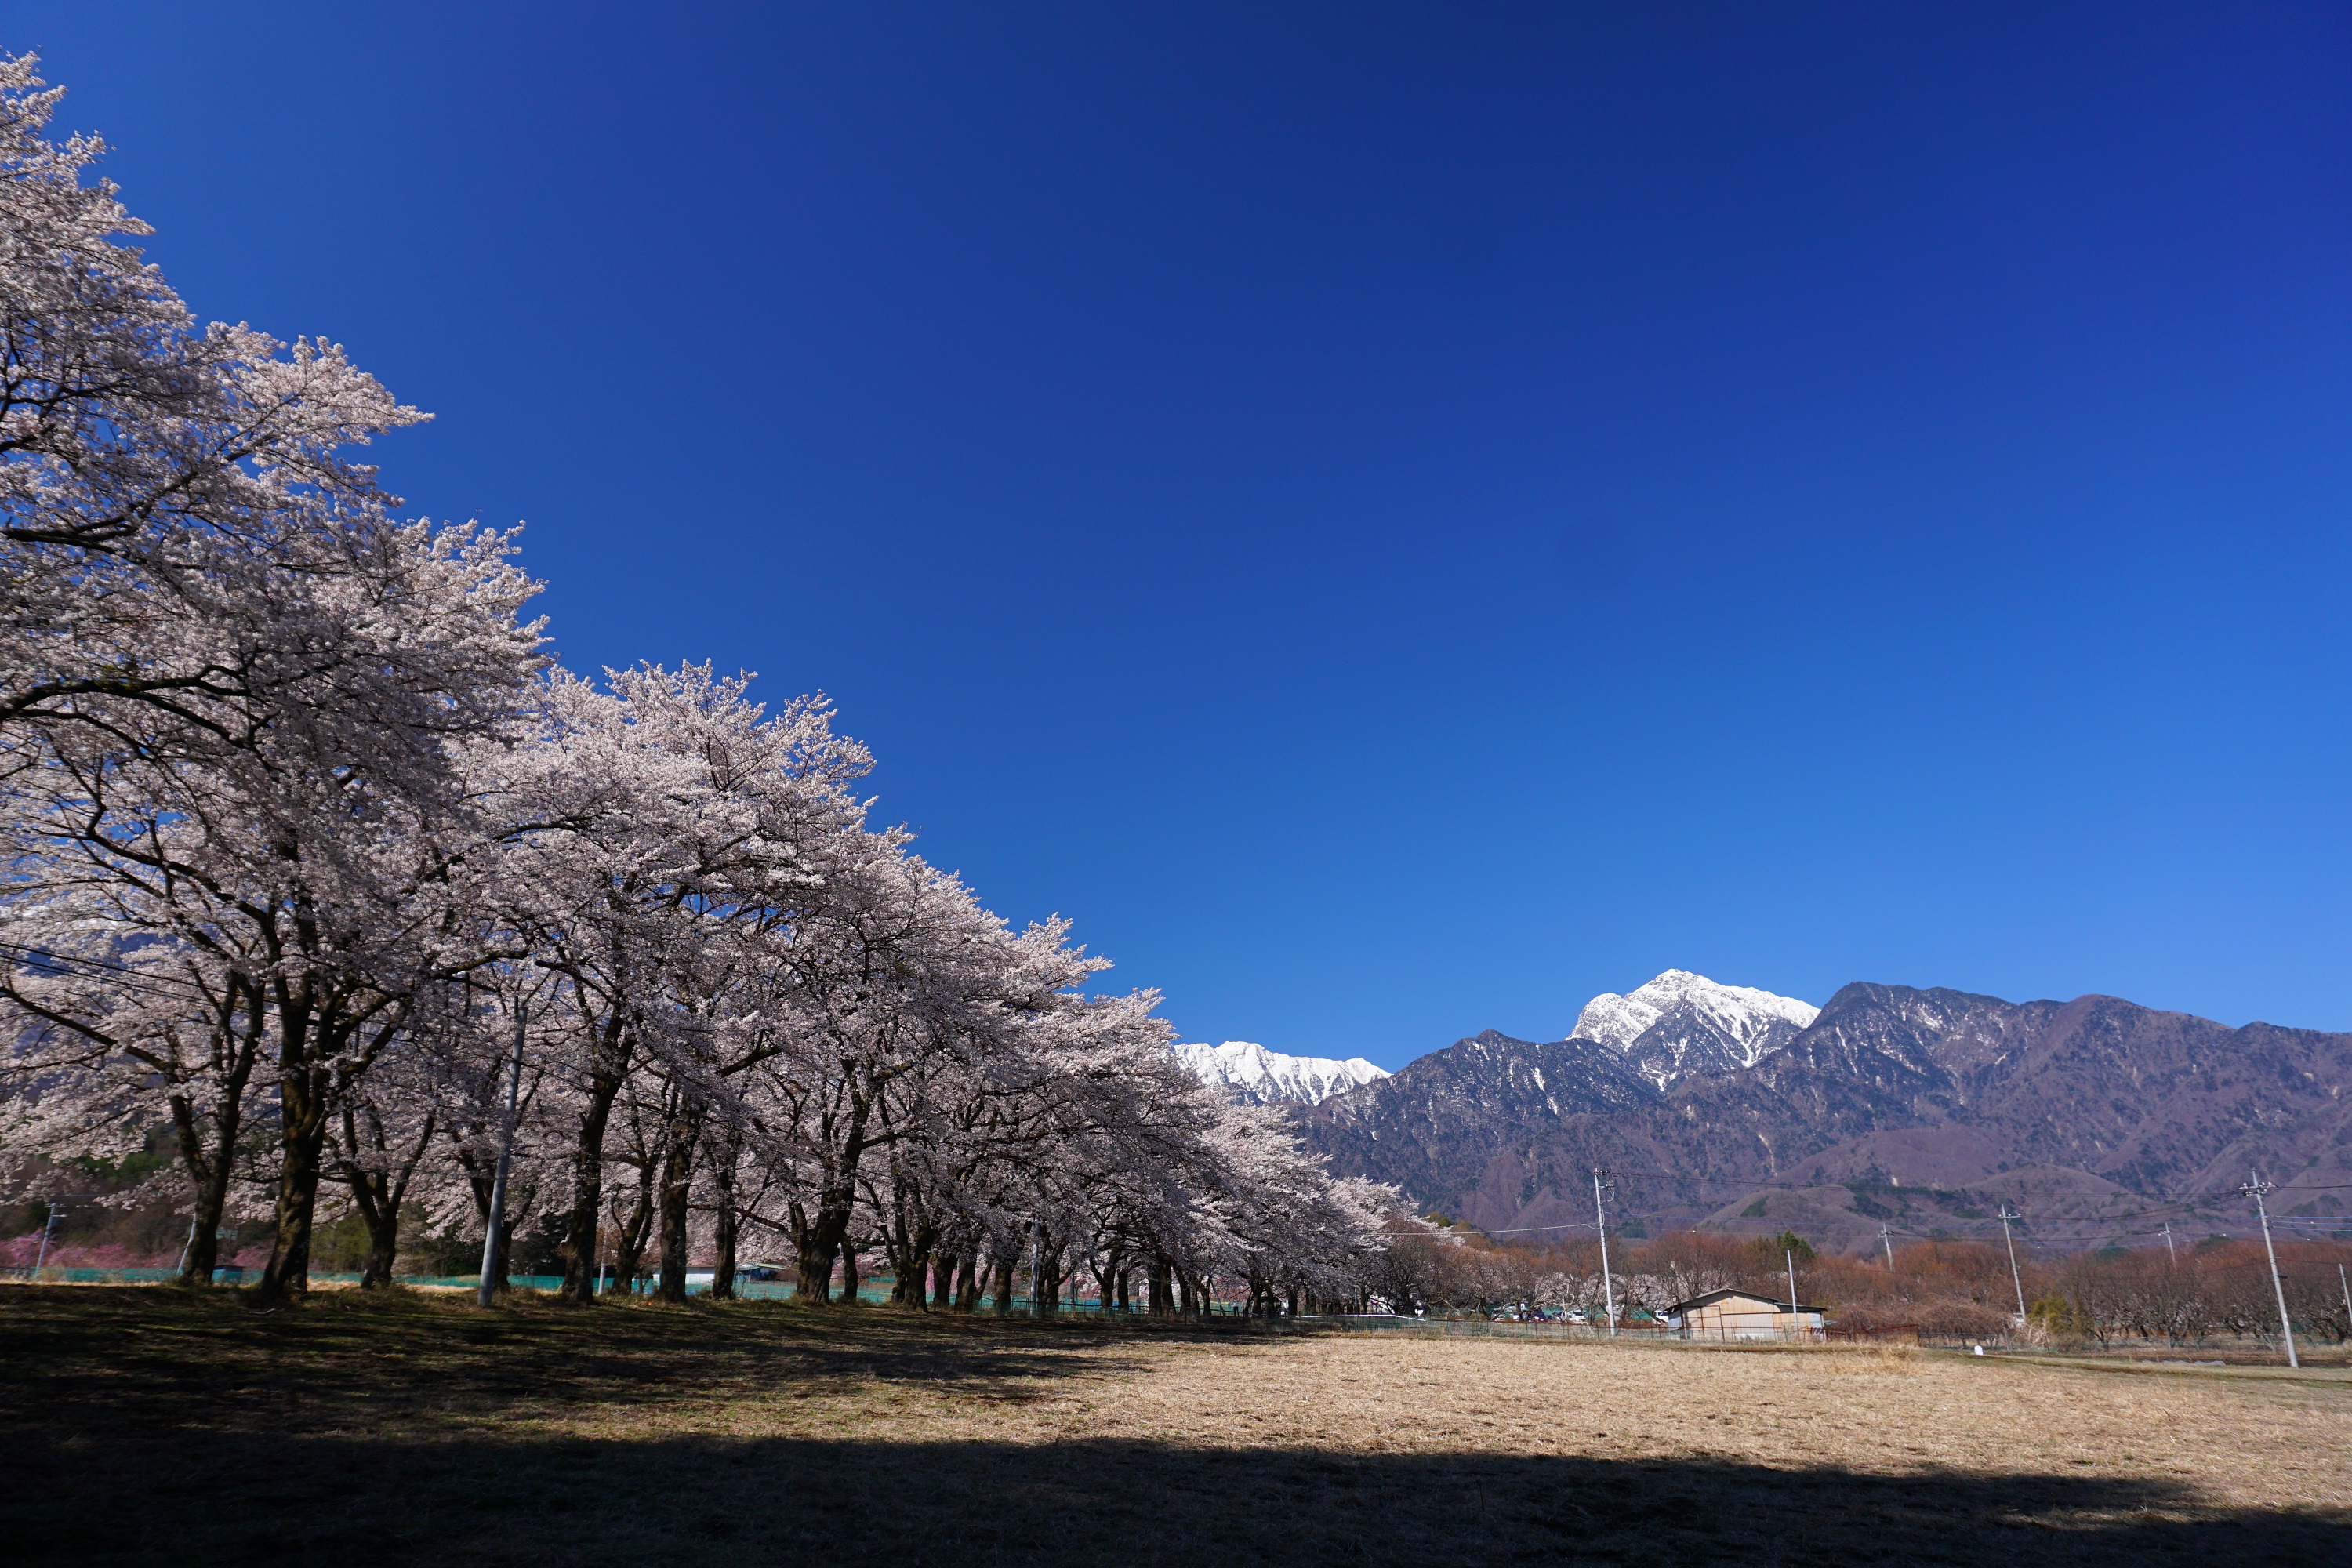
[0,1286,2344,1565]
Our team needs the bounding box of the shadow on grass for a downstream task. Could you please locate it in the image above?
[0,1288,2343,1566]
[0,1283,1159,1421]
[3,1429,2343,1566]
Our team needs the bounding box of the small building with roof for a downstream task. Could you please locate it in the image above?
[1661,1287,1825,1342]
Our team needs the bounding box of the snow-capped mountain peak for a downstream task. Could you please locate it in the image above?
[1569,970,1818,1090]
[1171,1040,1389,1105]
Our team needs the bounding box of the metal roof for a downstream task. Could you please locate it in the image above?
[1661,1287,1826,1315]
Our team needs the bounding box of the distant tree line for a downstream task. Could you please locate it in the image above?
[1377,1225,2352,1345]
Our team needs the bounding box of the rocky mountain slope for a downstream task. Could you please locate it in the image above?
[1171,1040,1388,1105]
[1294,978,2352,1249]
[1298,1029,1657,1210]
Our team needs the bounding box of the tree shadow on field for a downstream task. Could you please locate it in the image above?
[0,1283,1153,1427]
[0,1290,2343,1566]
[2,1428,2343,1567]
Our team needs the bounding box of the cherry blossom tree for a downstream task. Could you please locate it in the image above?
[0,54,428,739]
[0,53,1415,1319]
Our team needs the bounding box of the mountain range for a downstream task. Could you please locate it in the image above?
[1279,971,2352,1253]
[1170,1040,1388,1106]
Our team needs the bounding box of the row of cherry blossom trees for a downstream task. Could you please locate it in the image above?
[0,53,1396,1309]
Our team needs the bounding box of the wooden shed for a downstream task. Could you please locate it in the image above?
[1661,1287,1825,1342]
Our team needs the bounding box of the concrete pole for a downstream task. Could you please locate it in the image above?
[476,1002,527,1309]
[1786,1247,1801,1343]
[1592,1169,1616,1338]
[33,1198,60,1272]
[1998,1206,2028,1328]
[2241,1172,2299,1369]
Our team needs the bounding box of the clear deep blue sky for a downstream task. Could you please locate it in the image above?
[22,4,2352,1063]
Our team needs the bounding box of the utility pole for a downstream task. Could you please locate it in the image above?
[1785,1247,1802,1343]
[32,1197,61,1272]
[2339,1264,2350,1334]
[2161,1221,2176,1263]
[1878,1224,1896,1270]
[1592,1168,1617,1338]
[2240,1172,2298,1369]
[1997,1206,2028,1328]
[477,1001,528,1309]
[1028,1217,1042,1319]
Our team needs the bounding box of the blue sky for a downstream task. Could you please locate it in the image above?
[23,4,2352,1063]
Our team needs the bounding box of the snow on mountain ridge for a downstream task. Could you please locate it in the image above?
[1568,991,1664,1052]
[1171,1040,1389,1105]
[1570,970,1819,1090]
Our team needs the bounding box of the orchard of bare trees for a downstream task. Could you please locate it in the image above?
[0,54,1400,1313]
[1369,1225,2352,1348]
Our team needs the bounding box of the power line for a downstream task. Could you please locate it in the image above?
[0,939,221,1004]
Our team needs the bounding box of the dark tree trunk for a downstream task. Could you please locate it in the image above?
[345,1101,434,1290]
[259,1054,331,1302]
[792,1194,840,1306]
[167,975,264,1287]
[169,1091,241,1287]
[1036,1237,1065,1314]
[838,1240,861,1305]
[558,1026,629,1305]
[361,1211,400,1288]
[954,1246,982,1312]
[991,1241,1021,1315]
[609,1162,655,1294]
[931,1243,958,1310]
[880,1169,935,1308]
[790,1089,873,1307]
[655,1112,699,1303]
[708,1130,740,1301]
[891,1229,935,1308]
[1091,1246,1124,1316]
[794,1202,856,1305]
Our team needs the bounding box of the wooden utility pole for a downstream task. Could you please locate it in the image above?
[2241,1173,2298,1369]
[476,1002,527,1309]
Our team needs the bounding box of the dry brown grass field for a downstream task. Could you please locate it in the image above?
[1,1287,2345,1566]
